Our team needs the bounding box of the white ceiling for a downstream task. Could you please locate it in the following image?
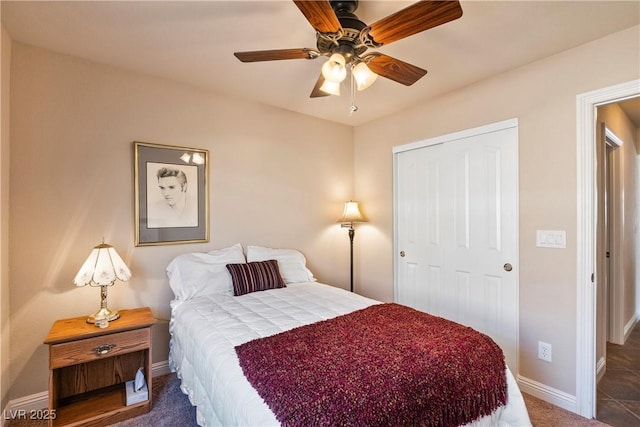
[2,1,639,126]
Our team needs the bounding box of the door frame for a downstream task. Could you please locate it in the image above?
[603,125,625,346]
[576,79,639,418]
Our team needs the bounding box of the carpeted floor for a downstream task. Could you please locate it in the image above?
[118,375,613,426]
[110,373,197,427]
[8,373,610,426]
[522,393,610,427]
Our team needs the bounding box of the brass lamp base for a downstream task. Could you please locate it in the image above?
[86,284,119,324]
[86,307,120,324]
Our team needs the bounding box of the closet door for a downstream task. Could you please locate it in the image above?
[394,120,518,370]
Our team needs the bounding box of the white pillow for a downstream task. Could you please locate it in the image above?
[246,245,316,284]
[166,243,246,301]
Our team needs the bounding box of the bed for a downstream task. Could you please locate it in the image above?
[167,244,532,426]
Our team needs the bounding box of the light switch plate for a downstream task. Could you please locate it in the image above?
[536,230,566,248]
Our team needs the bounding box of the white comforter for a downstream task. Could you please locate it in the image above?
[169,282,532,426]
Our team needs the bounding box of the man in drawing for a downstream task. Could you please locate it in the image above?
[147,166,198,228]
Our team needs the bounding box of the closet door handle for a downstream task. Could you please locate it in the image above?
[400,251,406,257]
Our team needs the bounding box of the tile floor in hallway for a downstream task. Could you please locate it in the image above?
[597,322,640,426]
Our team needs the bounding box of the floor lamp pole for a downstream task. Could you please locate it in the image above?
[337,200,366,293]
[349,226,355,292]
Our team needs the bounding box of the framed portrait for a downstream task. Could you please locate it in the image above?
[134,141,209,246]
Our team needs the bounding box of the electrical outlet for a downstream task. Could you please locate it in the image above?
[538,341,552,362]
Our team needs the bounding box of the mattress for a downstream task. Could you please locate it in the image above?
[169,282,532,426]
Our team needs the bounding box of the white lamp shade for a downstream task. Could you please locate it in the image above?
[74,243,131,287]
[319,79,341,96]
[321,53,347,83]
[337,200,367,224]
[352,62,378,91]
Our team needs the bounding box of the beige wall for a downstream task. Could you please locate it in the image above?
[8,42,354,398]
[1,23,12,412]
[353,25,640,396]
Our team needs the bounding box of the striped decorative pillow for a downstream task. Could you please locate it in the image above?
[226,260,286,296]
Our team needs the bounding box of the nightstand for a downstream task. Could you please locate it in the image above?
[44,307,156,427]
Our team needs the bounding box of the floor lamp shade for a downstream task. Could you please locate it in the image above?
[73,243,131,323]
[337,201,367,292]
[337,200,367,225]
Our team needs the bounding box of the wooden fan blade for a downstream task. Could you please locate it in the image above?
[367,54,427,86]
[310,73,331,98]
[368,0,463,46]
[234,48,316,62]
[293,0,342,34]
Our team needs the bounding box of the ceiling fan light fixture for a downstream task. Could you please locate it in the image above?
[319,79,341,96]
[235,1,463,103]
[321,53,347,83]
[352,62,378,91]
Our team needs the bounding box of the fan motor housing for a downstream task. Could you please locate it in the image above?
[318,0,368,63]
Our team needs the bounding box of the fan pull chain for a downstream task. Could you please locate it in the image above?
[349,72,358,115]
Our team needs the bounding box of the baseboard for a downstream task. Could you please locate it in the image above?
[517,374,578,414]
[152,360,171,377]
[1,360,171,427]
[623,312,639,342]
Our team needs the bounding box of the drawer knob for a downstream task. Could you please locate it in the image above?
[92,344,116,355]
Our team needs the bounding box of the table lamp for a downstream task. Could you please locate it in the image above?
[73,242,131,323]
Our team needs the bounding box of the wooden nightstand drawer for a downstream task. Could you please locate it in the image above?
[50,328,150,369]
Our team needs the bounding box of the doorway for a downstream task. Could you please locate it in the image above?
[576,80,640,418]
[599,124,625,347]
[596,123,624,385]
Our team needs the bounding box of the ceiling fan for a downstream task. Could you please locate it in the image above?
[234,0,463,98]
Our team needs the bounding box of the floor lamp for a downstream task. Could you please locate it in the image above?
[337,200,367,292]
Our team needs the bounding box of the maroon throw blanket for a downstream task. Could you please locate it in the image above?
[235,303,507,427]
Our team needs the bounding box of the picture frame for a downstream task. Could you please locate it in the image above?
[134,141,209,246]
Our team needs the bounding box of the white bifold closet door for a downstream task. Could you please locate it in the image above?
[394,119,519,371]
